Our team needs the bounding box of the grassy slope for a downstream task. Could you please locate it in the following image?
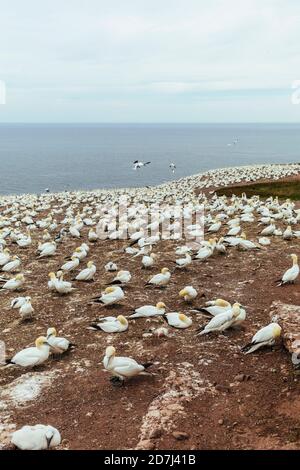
[216,180,300,200]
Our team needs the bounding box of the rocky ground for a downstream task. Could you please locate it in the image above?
[0,177,300,450]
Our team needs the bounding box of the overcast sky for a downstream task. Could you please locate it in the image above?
[0,0,300,122]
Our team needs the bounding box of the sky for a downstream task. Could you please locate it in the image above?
[0,0,300,123]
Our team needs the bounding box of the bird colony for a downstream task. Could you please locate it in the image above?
[0,163,300,450]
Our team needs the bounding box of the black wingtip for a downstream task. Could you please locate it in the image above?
[142,362,153,369]
[89,323,101,330]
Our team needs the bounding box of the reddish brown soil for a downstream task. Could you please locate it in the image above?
[0,195,299,450]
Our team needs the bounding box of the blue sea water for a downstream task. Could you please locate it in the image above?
[0,123,299,195]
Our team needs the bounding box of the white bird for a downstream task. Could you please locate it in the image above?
[194,298,231,316]
[0,249,11,266]
[226,224,241,237]
[179,286,198,302]
[92,286,125,305]
[277,254,299,286]
[261,223,275,236]
[88,228,99,242]
[75,261,96,281]
[128,302,166,318]
[0,274,25,291]
[142,253,157,268]
[69,225,81,238]
[38,241,56,258]
[103,346,152,384]
[11,296,27,309]
[17,230,32,247]
[242,323,282,354]
[46,327,73,354]
[90,315,128,333]
[238,233,260,250]
[283,225,293,240]
[6,336,50,367]
[207,221,222,233]
[11,424,61,450]
[169,162,176,173]
[105,262,118,272]
[109,270,131,285]
[132,160,151,170]
[61,256,80,272]
[175,253,192,268]
[146,267,171,287]
[197,303,240,335]
[1,255,21,272]
[48,272,75,294]
[165,312,192,329]
[19,296,34,321]
[194,243,214,261]
[258,237,271,246]
[215,238,226,254]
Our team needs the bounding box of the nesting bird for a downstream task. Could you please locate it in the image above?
[241,323,282,354]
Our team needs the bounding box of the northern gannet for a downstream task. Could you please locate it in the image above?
[146,267,171,287]
[175,253,192,269]
[92,286,125,305]
[132,160,151,170]
[258,237,271,246]
[1,255,21,272]
[105,262,118,272]
[142,253,157,268]
[61,256,80,272]
[0,273,25,291]
[108,270,131,285]
[0,249,11,266]
[19,296,34,321]
[241,323,282,354]
[197,303,241,335]
[6,336,50,367]
[46,327,73,354]
[165,312,193,329]
[11,425,61,450]
[128,302,166,318]
[193,298,231,316]
[38,241,56,258]
[75,261,96,281]
[103,346,152,384]
[88,228,99,242]
[179,286,198,302]
[90,315,128,333]
[277,254,299,286]
[11,296,26,309]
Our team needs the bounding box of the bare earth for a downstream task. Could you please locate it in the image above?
[0,180,300,450]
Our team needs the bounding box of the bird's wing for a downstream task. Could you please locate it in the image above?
[252,326,273,344]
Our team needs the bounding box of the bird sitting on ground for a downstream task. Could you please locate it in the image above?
[145,267,171,287]
[241,322,282,354]
[89,315,128,333]
[128,302,166,318]
[46,327,74,354]
[5,337,50,367]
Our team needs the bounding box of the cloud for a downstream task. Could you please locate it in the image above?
[0,0,300,121]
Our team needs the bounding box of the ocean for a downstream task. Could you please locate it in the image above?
[0,123,299,195]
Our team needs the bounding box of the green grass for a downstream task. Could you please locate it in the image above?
[216,180,300,200]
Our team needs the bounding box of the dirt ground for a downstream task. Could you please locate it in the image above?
[0,183,300,450]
